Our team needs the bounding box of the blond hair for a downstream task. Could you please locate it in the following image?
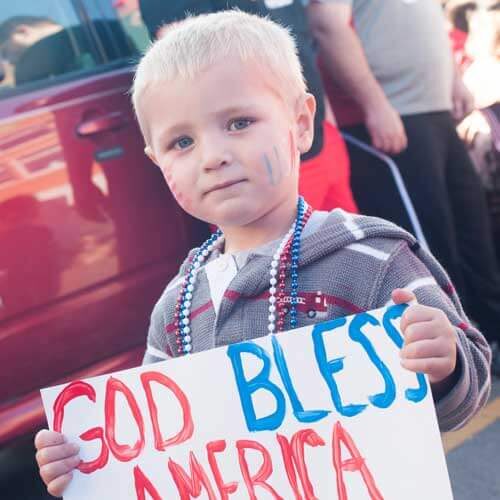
[131,10,306,142]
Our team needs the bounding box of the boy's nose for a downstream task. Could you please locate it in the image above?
[200,140,233,171]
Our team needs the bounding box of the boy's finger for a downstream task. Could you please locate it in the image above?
[402,321,438,344]
[401,338,448,360]
[391,288,417,305]
[47,472,73,498]
[35,430,66,450]
[400,357,452,381]
[36,442,80,466]
[40,455,80,485]
[400,303,437,332]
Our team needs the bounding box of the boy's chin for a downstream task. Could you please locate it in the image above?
[206,205,263,230]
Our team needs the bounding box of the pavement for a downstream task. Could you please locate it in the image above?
[444,375,500,499]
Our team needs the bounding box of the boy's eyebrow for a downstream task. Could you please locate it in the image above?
[210,104,256,118]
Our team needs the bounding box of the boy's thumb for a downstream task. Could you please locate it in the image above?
[391,288,417,305]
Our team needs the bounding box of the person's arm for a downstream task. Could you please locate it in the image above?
[373,241,491,431]
[307,1,407,154]
[451,58,475,122]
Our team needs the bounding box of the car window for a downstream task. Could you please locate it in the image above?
[83,0,150,55]
[0,0,146,98]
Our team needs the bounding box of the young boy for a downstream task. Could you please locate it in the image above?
[34,10,491,497]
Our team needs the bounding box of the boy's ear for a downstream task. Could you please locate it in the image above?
[144,145,159,166]
[295,92,316,154]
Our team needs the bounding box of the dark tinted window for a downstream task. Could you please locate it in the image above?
[0,0,148,98]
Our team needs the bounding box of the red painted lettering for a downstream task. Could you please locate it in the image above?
[104,377,145,462]
[206,440,238,499]
[140,371,194,451]
[52,380,109,474]
[332,421,383,500]
[134,465,163,500]
[168,451,217,499]
[237,440,283,500]
[277,429,325,500]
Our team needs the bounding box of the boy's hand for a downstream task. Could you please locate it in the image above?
[392,289,457,384]
[35,429,80,497]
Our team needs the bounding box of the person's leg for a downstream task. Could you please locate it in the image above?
[343,114,467,301]
[444,112,500,344]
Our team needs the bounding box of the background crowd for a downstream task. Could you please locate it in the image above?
[135,0,500,374]
[0,0,499,368]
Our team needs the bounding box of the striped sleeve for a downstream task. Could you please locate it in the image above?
[141,271,187,365]
[142,296,172,365]
[373,240,492,432]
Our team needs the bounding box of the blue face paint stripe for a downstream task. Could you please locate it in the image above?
[262,153,275,185]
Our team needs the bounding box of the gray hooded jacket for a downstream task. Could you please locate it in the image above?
[143,210,491,432]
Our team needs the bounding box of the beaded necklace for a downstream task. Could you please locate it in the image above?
[173,196,312,355]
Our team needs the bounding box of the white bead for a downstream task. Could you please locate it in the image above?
[185,292,193,300]
[269,287,276,295]
[184,344,193,353]
[184,300,191,309]
[193,261,201,269]
[273,253,280,261]
[271,260,278,269]
[268,323,275,332]
[268,313,276,322]
[268,305,276,313]
[202,249,209,256]
[207,244,214,251]
[181,308,189,317]
[183,335,192,343]
[269,296,276,304]
[182,327,191,335]
[270,277,277,286]
[187,284,194,292]
[189,276,196,284]
[270,268,277,277]
[182,318,190,325]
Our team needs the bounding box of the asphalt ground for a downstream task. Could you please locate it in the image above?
[1,377,499,499]
[444,376,500,499]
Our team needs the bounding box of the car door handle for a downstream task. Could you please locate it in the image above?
[76,111,127,137]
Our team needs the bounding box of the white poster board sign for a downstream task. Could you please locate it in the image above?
[41,305,453,499]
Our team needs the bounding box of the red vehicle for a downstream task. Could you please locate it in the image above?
[0,0,207,472]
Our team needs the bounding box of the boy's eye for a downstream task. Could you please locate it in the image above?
[228,118,253,132]
[172,136,194,150]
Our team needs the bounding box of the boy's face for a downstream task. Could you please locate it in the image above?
[142,57,315,229]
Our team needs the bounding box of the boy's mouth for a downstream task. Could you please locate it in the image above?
[204,179,247,196]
